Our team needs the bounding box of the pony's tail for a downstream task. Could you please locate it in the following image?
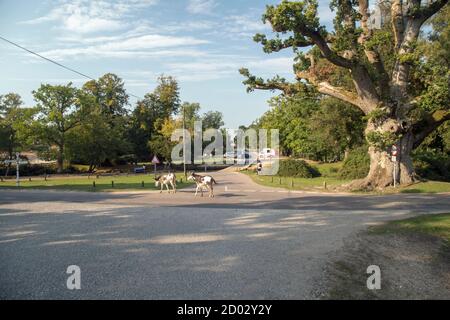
[211,178,218,185]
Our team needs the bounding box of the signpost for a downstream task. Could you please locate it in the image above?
[391,145,398,188]
[4,152,28,187]
[151,155,160,177]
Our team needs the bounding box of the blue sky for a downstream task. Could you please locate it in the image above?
[0,0,335,128]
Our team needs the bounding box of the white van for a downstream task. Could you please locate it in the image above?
[259,148,276,159]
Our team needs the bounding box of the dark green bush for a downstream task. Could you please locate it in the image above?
[0,164,82,177]
[338,146,370,179]
[277,159,320,178]
[413,150,450,182]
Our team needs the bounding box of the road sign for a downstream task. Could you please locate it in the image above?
[391,145,398,156]
[151,155,160,164]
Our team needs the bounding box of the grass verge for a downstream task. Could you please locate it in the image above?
[324,213,450,299]
[0,173,193,192]
[370,213,450,243]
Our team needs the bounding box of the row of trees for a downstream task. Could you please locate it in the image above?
[0,74,224,173]
[252,94,365,162]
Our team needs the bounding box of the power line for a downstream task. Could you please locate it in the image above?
[0,35,143,100]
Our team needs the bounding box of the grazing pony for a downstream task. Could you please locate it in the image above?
[187,172,217,197]
[155,173,177,193]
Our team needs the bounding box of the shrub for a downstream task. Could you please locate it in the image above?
[0,164,82,177]
[413,150,450,182]
[277,159,320,178]
[338,146,370,179]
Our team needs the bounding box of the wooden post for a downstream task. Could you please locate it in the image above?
[29,177,32,182]
[141,181,145,188]
[279,178,281,185]
[93,181,96,188]
[111,181,114,188]
[271,176,273,183]
[291,179,294,188]
[323,181,327,190]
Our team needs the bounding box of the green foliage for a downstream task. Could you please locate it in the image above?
[366,131,399,150]
[277,159,320,178]
[363,108,389,124]
[413,149,450,182]
[202,111,224,130]
[338,146,370,179]
[256,95,365,161]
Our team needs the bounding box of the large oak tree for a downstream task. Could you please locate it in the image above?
[241,0,449,189]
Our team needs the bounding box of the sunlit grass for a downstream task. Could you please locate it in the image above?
[0,173,193,192]
[244,170,350,192]
[370,213,450,243]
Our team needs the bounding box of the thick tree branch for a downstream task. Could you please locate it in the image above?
[295,70,369,113]
[358,0,390,98]
[409,0,449,23]
[413,109,450,148]
[392,0,449,104]
[391,0,405,49]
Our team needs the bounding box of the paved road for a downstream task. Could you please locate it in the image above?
[0,171,449,299]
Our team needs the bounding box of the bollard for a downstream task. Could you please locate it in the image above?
[291,179,294,188]
[141,181,145,188]
[93,181,96,188]
[323,181,327,190]
[111,181,114,188]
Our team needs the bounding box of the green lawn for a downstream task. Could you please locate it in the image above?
[245,171,350,192]
[370,213,450,243]
[0,173,193,192]
[244,160,450,194]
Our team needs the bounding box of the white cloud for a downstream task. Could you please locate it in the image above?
[187,0,217,14]
[40,33,209,60]
[146,56,295,82]
[317,0,335,26]
[21,0,159,34]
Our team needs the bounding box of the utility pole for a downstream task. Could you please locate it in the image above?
[183,105,187,179]
[16,152,20,187]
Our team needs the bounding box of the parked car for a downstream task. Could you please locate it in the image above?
[259,148,276,159]
[223,151,236,159]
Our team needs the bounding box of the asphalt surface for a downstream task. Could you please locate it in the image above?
[0,171,449,299]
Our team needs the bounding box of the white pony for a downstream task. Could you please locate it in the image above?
[155,173,177,193]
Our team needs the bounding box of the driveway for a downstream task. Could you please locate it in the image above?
[0,171,449,299]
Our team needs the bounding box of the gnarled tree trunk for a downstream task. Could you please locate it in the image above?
[352,121,416,190]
